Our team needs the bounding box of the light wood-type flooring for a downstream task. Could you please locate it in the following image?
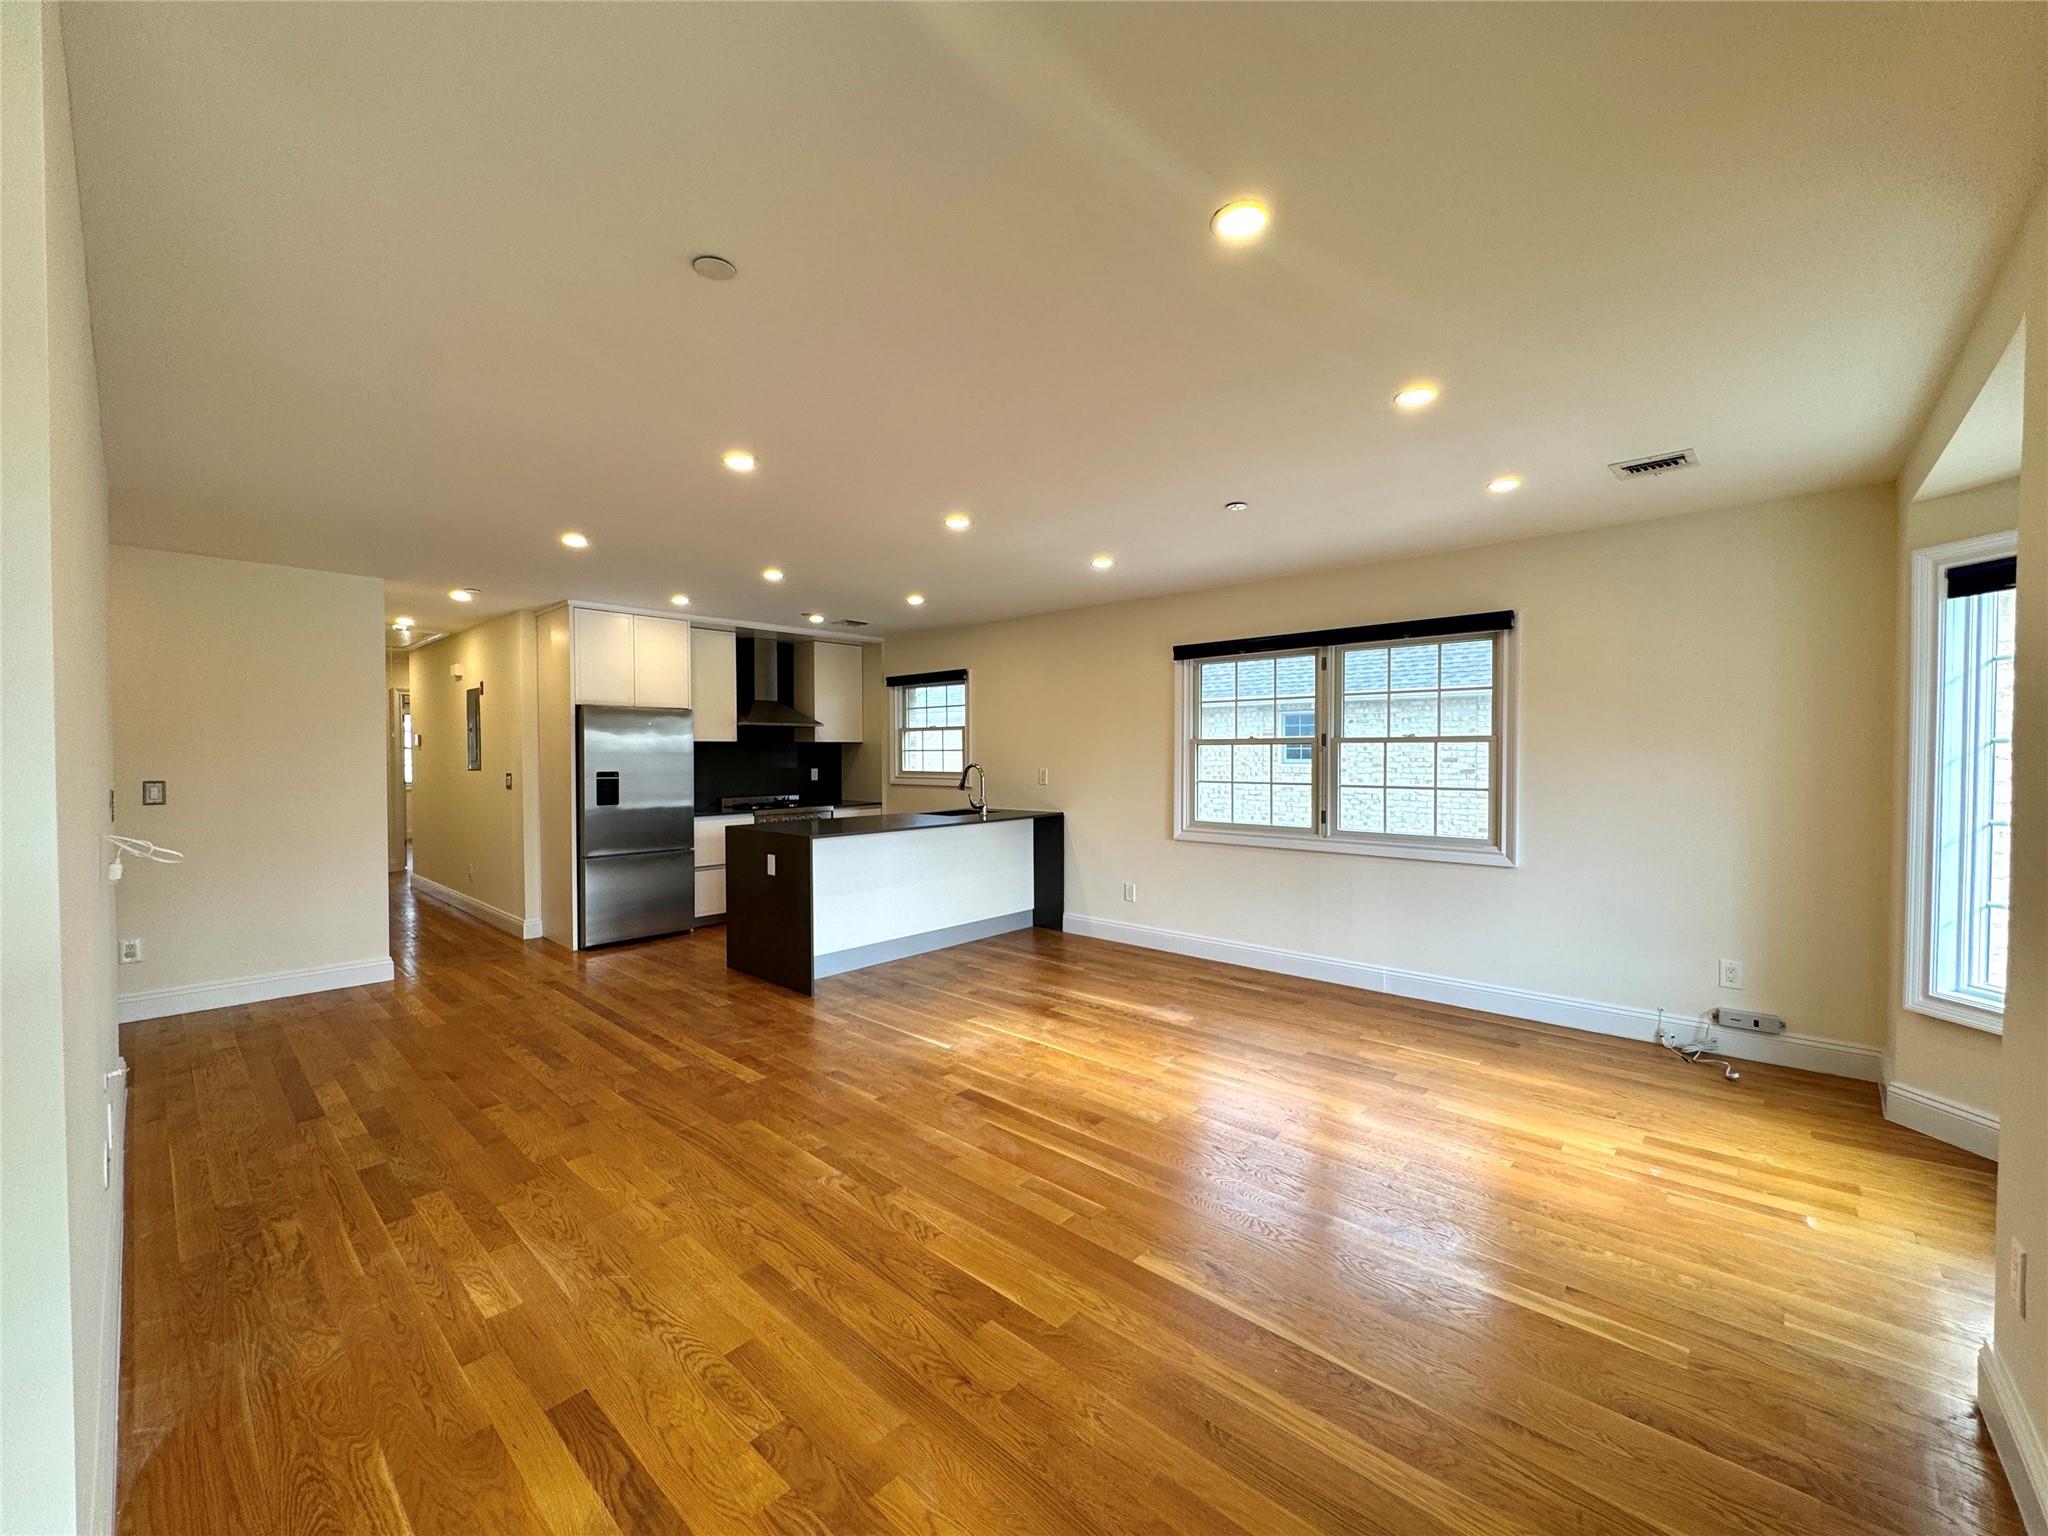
[115,875,2020,1534]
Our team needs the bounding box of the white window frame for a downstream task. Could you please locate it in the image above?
[1903,531,2016,1035]
[890,673,972,787]
[1173,626,1518,867]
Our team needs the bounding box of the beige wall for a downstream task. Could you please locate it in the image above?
[408,611,542,929]
[882,486,1896,1049]
[109,547,390,997]
[1989,208,2046,1509]
[1884,478,2020,1116]
[1,5,122,1528]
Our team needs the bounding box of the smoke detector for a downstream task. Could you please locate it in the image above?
[1608,448,1698,480]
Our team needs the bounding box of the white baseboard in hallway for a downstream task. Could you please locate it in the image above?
[1980,1345,2048,1535]
[1883,1079,2000,1161]
[410,873,544,940]
[1062,913,1884,1083]
[116,956,395,1023]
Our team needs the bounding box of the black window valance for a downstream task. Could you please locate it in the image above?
[1171,610,1515,663]
[885,668,968,688]
[1946,557,2016,600]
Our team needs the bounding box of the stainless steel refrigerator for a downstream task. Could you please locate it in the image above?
[576,705,694,947]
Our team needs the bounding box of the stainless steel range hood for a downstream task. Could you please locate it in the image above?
[739,637,821,728]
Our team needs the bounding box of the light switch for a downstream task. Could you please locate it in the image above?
[504,773,513,790]
[141,780,166,805]
[766,854,777,877]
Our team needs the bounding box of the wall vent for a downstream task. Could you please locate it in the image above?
[1608,448,1698,480]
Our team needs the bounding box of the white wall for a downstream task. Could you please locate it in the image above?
[407,610,543,935]
[109,547,391,1016]
[1,5,123,1529]
[1883,477,2019,1122]
[1986,202,2046,1527]
[882,486,1896,1054]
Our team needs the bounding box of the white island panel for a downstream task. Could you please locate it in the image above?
[811,819,1034,958]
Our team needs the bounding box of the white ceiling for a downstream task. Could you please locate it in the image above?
[61,3,2047,638]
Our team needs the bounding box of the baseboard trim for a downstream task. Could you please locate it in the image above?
[116,956,395,1023]
[1883,1079,2000,1161]
[1061,914,1883,1083]
[1981,1345,2048,1534]
[86,1060,126,1535]
[411,873,544,940]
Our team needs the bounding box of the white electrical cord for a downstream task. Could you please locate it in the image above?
[1655,1007,1741,1082]
[104,834,185,883]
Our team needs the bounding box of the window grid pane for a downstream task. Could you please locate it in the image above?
[1190,651,1317,831]
[1333,635,1496,843]
[896,681,967,776]
[1931,587,2013,1009]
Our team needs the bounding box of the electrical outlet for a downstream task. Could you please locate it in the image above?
[810,767,819,781]
[1718,958,1744,989]
[119,938,143,964]
[467,862,476,884]
[1037,767,1050,787]
[1122,882,1137,903]
[2012,1240,2029,1320]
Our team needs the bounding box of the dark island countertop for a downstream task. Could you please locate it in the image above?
[731,808,1061,840]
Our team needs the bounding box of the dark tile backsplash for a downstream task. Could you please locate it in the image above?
[696,737,845,811]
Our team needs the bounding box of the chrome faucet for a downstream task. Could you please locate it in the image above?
[958,761,987,818]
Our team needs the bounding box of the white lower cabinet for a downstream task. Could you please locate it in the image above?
[694,867,726,922]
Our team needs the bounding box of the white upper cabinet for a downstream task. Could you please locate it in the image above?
[570,608,691,708]
[631,614,691,709]
[691,628,738,742]
[797,641,864,743]
[571,608,636,705]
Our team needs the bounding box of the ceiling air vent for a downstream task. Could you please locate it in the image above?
[1608,448,1698,480]
[832,618,870,629]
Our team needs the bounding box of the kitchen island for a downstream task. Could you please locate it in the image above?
[724,809,1063,994]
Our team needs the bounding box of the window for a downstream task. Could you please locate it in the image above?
[1176,613,1515,864]
[1906,535,2017,1032]
[888,668,969,783]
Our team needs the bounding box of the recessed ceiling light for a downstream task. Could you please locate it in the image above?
[561,532,589,549]
[905,593,926,607]
[1392,383,1440,411]
[1488,475,1523,494]
[805,612,827,624]
[943,511,972,532]
[761,567,784,583]
[392,616,414,628]
[1090,554,1115,571]
[669,594,690,607]
[448,588,477,602]
[723,450,756,473]
[691,254,738,281]
[1210,199,1270,243]
[1224,501,1249,514]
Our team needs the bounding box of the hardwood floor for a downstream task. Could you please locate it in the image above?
[117,876,2019,1535]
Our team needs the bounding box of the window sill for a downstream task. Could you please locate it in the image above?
[1904,990,2004,1036]
[1174,827,1516,867]
[892,773,965,789]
